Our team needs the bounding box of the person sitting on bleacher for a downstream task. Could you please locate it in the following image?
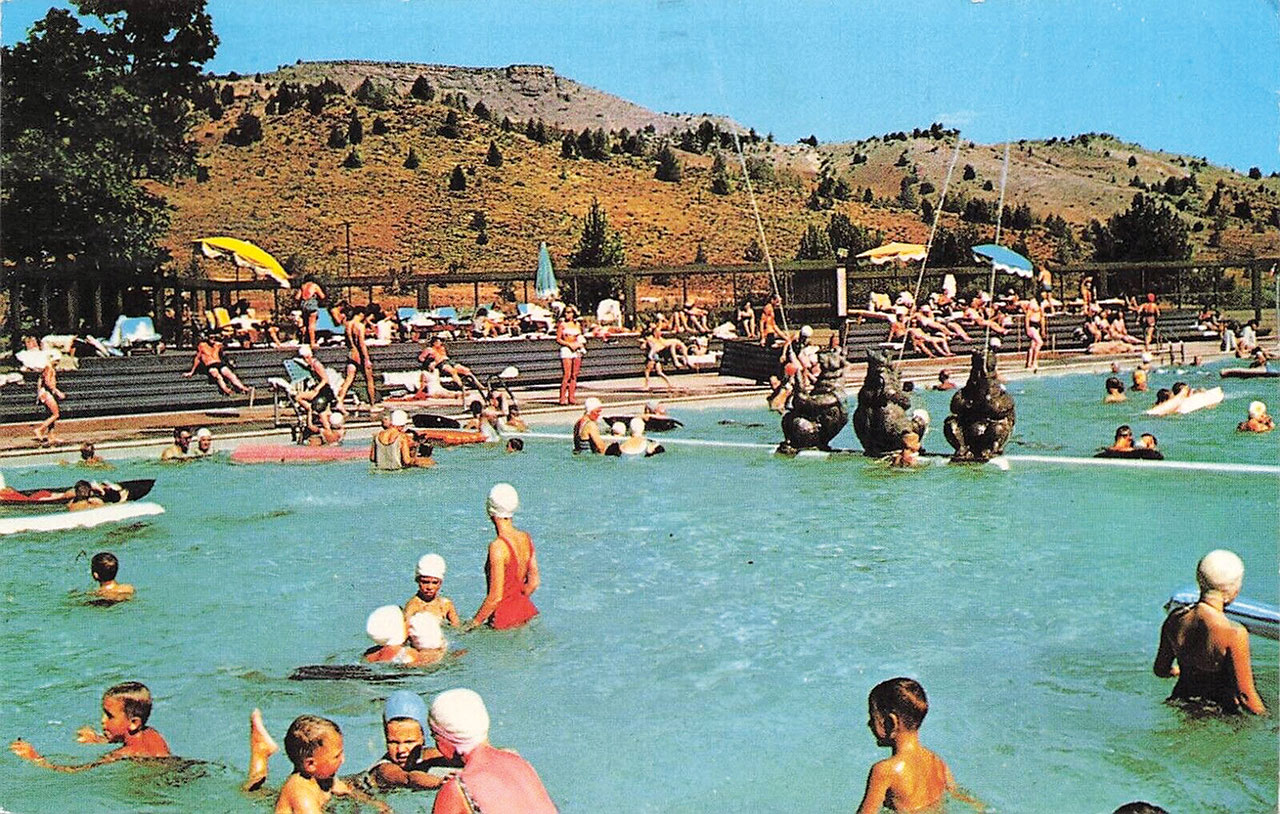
[183,335,252,396]
[917,304,972,343]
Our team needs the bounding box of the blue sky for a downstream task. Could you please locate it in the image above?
[4,0,1278,172]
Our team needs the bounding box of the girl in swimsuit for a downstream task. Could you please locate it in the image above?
[1023,296,1044,371]
[468,484,539,630]
[556,306,585,405]
[27,337,64,444]
[337,307,376,406]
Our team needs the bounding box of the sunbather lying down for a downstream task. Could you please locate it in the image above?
[382,369,465,403]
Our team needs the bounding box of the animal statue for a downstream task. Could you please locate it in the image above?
[779,345,848,452]
[944,350,1016,462]
[851,349,928,456]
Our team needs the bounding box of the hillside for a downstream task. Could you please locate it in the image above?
[155,61,1280,287]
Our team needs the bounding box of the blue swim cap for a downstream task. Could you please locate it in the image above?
[383,690,428,731]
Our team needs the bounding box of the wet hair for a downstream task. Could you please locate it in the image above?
[506,438,524,452]
[284,715,341,767]
[1171,381,1188,395]
[103,682,152,726]
[938,370,950,381]
[173,427,192,442]
[1114,425,1133,441]
[469,401,483,416]
[91,552,119,581]
[1140,433,1157,447]
[1105,377,1123,393]
[74,480,94,499]
[868,677,929,732]
[1154,389,1171,404]
[902,381,915,393]
[80,442,96,460]
[1112,804,1169,814]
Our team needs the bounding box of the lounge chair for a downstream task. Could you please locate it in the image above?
[101,315,163,355]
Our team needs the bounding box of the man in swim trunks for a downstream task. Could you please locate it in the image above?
[573,397,608,453]
[418,337,482,396]
[25,336,66,445]
[1154,549,1267,714]
[296,274,326,348]
[337,306,377,407]
[184,335,252,396]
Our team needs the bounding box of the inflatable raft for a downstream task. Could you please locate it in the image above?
[1220,368,1280,379]
[412,427,488,446]
[230,444,369,464]
[0,479,154,507]
[1145,387,1224,416]
[1165,588,1279,640]
[0,502,165,535]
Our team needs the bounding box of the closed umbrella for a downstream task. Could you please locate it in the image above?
[971,243,1033,278]
[534,242,559,299]
[195,237,290,288]
[855,242,928,265]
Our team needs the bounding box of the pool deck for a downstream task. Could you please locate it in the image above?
[0,340,1234,465]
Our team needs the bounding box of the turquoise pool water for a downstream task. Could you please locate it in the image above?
[1,362,1276,813]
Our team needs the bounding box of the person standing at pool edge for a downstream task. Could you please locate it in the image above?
[468,484,539,630]
[427,688,556,814]
[1154,549,1267,715]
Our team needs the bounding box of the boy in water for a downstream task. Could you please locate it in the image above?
[404,554,460,627]
[68,480,106,512]
[889,431,922,468]
[89,551,134,602]
[78,441,111,468]
[359,691,458,792]
[857,677,970,814]
[1103,377,1127,403]
[246,712,390,813]
[10,681,169,770]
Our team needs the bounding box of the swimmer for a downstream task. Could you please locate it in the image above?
[1103,377,1127,404]
[1107,425,1135,453]
[1130,352,1152,392]
[888,431,922,468]
[856,677,977,814]
[930,369,956,391]
[406,612,450,666]
[501,403,528,433]
[358,691,460,792]
[610,416,665,457]
[245,712,389,813]
[363,605,418,664]
[160,427,193,461]
[11,681,170,770]
[1145,381,1192,416]
[89,552,134,602]
[641,398,668,419]
[1154,550,1267,714]
[78,441,110,468]
[404,554,460,628]
[192,427,214,456]
[426,688,557,814]
[1237,401,1274,433]
[468,484,540,630]
[573,398,608,454]
[1138,433,1159,451]
[504,438,524,453]
[68,479,108,512]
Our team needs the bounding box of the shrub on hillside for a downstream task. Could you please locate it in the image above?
[410,75,435,101]
[347,110,363,145]
[342,149,362,169]
[795,223,833,260]
[353,77,394,110]
[223,113,263,146]
[327,125,347,149]
[655,144,682,182]
[371,116,388,136]
[486,141,503,168]
[449,165,466,191]
[438,110,461,139]
[404,147,420,169]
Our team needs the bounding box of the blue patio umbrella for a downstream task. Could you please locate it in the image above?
[972,243,1034,278]
[534,242,559,299]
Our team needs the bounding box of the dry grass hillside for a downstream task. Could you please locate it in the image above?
[155,61,1280,294]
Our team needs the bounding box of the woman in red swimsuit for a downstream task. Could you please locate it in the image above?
[468,483,540,630]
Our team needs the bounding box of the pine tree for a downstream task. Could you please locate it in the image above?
[795,223,833,260]
[655,144,681,182]
[710,152,731,195]
[561,134,578,159]
[223,112,263,146]
[569,198,625,268]
[371,116,388,136]
[438,110,461,139]
[694,242,708,264]
[962,164,976,181]
[404,146,420,169]
[327,125,347,149]
[472,100,491,120]
[449,165,467,191]
[486,141,503,167]
[347,110,363,145]
[410,75,435,101]
[342,148,362,169]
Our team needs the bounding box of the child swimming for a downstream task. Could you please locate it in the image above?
[364,605,418,664]
[245,711,390,813]
[1237,400,1274,433]
[404,554,460,627]
[358,690,460,792]
[889,431,923,468]
[1103,376,1127,403]
[856,677,974,814]
[10,681,169,770]
[89,551,134,602]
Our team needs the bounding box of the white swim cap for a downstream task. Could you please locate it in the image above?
[366,605,407,647]
[1141,352,1153,363]
[416,553,446,579]
[911,408,930,427]
[645,399,659,411]
[390,409,409,427]
[611,421,626,436]
[1248,400,1266,419]
[1196,549,1244,600]
[800,325,813,338]
[297,344,313,358]
[630,416,646,436]
[429,689,490,755]
[329,412,345,428]
[989,338,1003,349]
[486,483,519,518]
[408,612,446,650]
[195,427,212,439]
[584,397,603,415]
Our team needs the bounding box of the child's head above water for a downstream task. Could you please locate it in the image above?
[1105,377,1124,393]
[283,715,343,777]
[366,605,408,647]
[867,677,928,744]
[101,681,153,740]
[415,554,446,600]
[74,480,94,500]
[382,691,427,768]
[91,551,119,583]
[408,612,446,651]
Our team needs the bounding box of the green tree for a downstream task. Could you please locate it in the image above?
[327,125,348,149]
[371,116,388,136]
[795,223,833,260]
[404,146,420,169]
[486,141,503,167]
[962,163,976,181]
[347,110,363,145]
[827,212,881,256]
[410,75,435,101]
[353,77,393,110]
[897,177,918,209]
[438,109,461,138]
[569,198,626,303]
[1092,193,1191,261]
[449,165,467,191]
[711,151,732,195]
[693,242,708,264]
[560,133,578,159]
[342,148,362,169]
[2,1,217,269]
[655,143,682,182]
[223,112,262,146]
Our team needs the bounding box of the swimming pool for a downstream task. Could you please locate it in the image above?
[1,361,1275,813]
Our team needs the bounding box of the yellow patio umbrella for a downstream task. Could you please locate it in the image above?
[194,236,290,288]
[854,242,928,265]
